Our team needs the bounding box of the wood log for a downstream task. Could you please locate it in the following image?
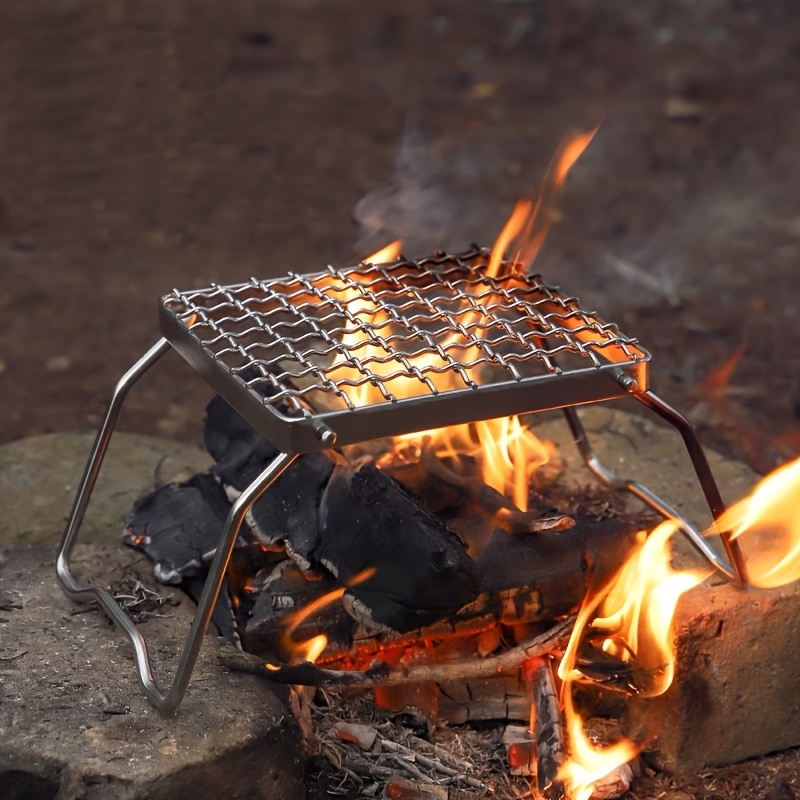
[243,509,644,665]
[316,463,481,633]
[527,656,567,800]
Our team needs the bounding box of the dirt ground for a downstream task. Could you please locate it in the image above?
[0,1,798,798]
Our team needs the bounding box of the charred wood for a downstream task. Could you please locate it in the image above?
[220,616,575,690]
[317,463,481,633]
[527,656,567,800]
[122,473,232,585]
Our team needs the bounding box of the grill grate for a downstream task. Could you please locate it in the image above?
[160,248,650,452]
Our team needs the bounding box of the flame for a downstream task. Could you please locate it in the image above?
[364,240,402,264]
[694,340,747,401]
[555,454,800,795]
[279,567,376,665]
[329,131,596,510]
[567,522,708,696]
[719,456,800,588]
[487,127,598,278]
[559,689,638,800]
[556,521,708,797]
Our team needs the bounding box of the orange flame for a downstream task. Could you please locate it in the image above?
[559,521,709,697]
[331,132,597,510]
[279,567,376,665]
[487,127,598,278]
[557,454,800,795]
[364,240,402,264]
[557,521,708,797]
[559,689,638,800]
[719,456,800,588]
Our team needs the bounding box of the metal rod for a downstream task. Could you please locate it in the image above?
[55,338,298,711]
[562,406,738,579]
[634,390,747,582]
[57,338,171,577]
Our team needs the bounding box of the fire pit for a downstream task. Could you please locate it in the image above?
[52,131,800,799]
[56,242,743,708]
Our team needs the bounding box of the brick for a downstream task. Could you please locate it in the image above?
[624,578,800,773]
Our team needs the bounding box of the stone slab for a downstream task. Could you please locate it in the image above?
[0,432,211,546]
[0,545,305,800]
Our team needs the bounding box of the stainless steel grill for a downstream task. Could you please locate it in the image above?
[159,248,649,453]
[57,248,745,713]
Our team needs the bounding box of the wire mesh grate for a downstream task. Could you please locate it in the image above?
[162,248,648,422]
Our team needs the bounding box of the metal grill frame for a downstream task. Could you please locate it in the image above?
[159,249,651,454]
[56,250,746,714]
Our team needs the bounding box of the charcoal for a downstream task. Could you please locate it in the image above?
[247,451,334,569]
[204,394,335,567]
[317,463,481,633]
[204,393,279,490]
[183,575,241,647]
[243,561,353,660]
[123,473,232,585]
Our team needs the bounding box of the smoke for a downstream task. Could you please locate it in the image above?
[353,126,503,258]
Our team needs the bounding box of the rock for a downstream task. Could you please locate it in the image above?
[0,545,304,799]
[0,432,211,546]
[625,577,800,774]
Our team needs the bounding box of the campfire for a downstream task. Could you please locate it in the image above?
[56,131,800,800]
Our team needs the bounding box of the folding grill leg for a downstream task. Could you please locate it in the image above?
[633,390,747,581]
[562,403,743,581]
[56,338,298,712]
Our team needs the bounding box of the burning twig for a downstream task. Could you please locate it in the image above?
[526,656,567,800]
[220,616,575,690]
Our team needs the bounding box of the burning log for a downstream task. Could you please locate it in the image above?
[526,656,567,800]
[242,506,641,666]
[317,461,481,632]
[220,616,575,689]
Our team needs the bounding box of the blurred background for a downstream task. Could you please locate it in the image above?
[0,0,798,473]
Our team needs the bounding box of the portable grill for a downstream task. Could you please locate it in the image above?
[57,247,745,712]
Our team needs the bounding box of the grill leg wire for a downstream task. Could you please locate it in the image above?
[55,338,297,712]
[563,397,745,582]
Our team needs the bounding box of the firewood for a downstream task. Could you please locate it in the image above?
[219,615,575,689]
[527,656,567,800]
[317,463,481,633]
[243,509,643,667]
